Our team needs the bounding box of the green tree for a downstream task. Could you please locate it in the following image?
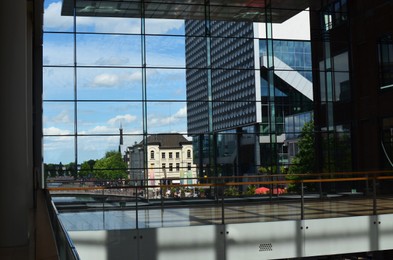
[80,159,96,179]
[287,121,316,192]
[93,151,128,180]
[244,185,256,196]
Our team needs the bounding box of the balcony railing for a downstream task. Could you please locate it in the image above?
[46,171,393,229]
[45,190,80,260]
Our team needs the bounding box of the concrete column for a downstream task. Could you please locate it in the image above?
[0,0,33,247]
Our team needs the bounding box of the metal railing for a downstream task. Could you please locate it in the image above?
[47,170,393,226]
[45,190,80,260]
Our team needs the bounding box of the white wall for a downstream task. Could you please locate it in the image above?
[69,214,393,260]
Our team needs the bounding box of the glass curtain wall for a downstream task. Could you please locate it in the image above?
[43,0,314,196]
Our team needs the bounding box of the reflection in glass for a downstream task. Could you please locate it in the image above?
[334,72,350,102]
[333,52,349,72]
[144,3,205,21]
[77,68,142,100]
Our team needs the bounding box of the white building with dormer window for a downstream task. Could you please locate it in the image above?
[125,134,197,188]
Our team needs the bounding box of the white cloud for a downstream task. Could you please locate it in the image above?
[94,57,130,66]
[108,114,137,126]
[43,127,72,135]
[53,110,73,124]
[149,106,187,126]
[127,71,142,81]
[90,70,157,88]
[174,106,187,117]
[93,74,120,87]
[44,2,73,31]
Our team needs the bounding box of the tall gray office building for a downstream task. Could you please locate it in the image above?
[185,20,259,134]
[185,20,313,176]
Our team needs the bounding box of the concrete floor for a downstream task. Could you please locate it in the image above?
[58,196,393,231]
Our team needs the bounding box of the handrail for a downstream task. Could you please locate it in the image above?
[46,171,393,192]
[46,170,393,238]
[45,190,80,260]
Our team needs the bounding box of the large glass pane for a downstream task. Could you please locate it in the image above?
[146,69,186,101]
[43,102,75,134]
[146,35,185,68]
[147,102,187,134]
[43,67,74,100]
[43,33,74,66]
[43,136,75,165]
[77,68,142,100]
[77,102,143,135]
[76,34,141,67]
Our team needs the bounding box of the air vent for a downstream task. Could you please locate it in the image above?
[259,243,273,251]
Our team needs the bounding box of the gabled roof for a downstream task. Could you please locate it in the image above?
[144,134,191,149]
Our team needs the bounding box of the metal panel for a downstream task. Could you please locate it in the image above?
[69,230,138,260]
[139,225,225,260]
[304,216,377,257]
[61,0,310,23]
[225,220,305,260]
